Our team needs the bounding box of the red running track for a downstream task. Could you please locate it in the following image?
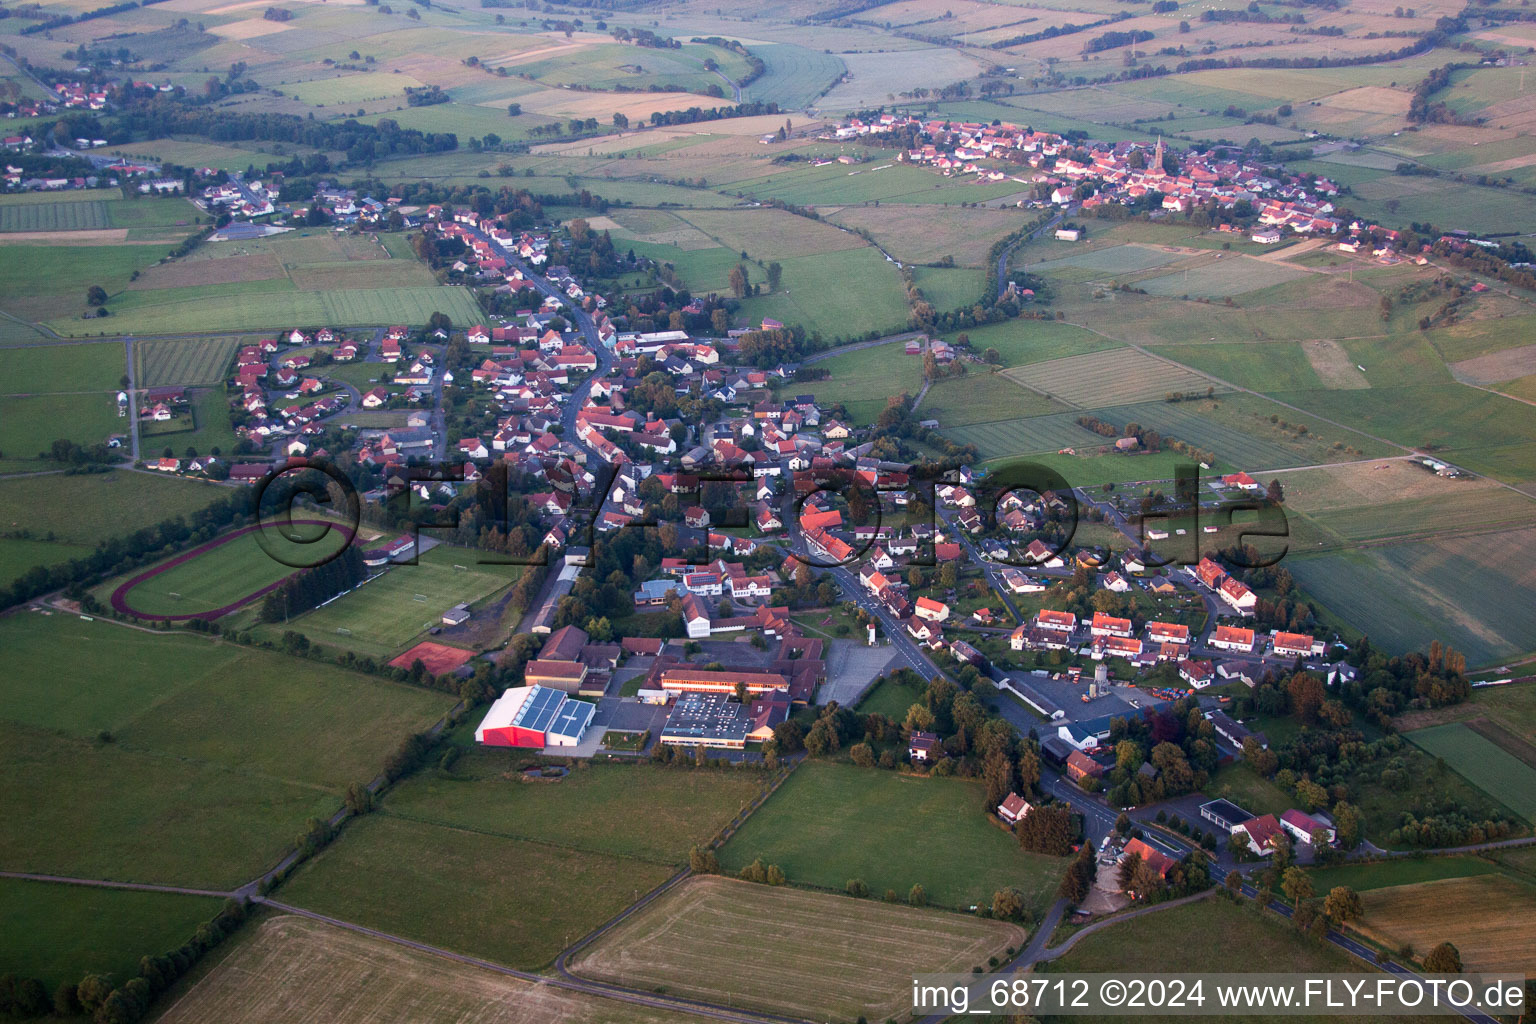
[110,520,357,622]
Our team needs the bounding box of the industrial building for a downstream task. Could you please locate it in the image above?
[659,692,750,749]
[475,685,594,748]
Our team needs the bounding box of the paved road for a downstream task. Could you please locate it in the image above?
[996,210,1067,299]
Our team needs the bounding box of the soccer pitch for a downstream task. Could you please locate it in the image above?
[293,560,515,656]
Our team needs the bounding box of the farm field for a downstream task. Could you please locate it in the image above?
[0,879,222,991]
[54,285,484,337]
[717,761,1068,914]
[380,754,767,865]
[0,193,199,234]
[156,915,702,1024]
[272,558,518,658]
[1138,257,1307,298]
[912,265,985,311]
[0,392,127,459]
[783,341,925,424]
[1305,856,1503,895]
[569,875,1025,1022]
[0,537,95,591]
[280,814,674,970]
[740,42,845,109]
[920,372,1066,427]
[1393,683,1536,765]
[1268,385,1536,483]
[1351,875,1536,974]
[1152,341,1325,392]
[107,523,352,619]
[0,469,229,545]
[1285,527,1536,666]
[827,205,1039,267]
[731,248,911,341]
[946,410,1111,461]
[1405,723,1536,822]
[1028,244,1183,277]
[948,320,1121,368]
[1039,897,1443,1024]
[1001,349,1219,408]
[0,244,180,325]
[135,335,243,386]
[1,339,125,392]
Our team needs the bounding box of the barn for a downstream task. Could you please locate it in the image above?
[474,685,594,748]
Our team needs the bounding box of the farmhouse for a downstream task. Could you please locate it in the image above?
[1121,837,1177,887]
[474,685,594,748]
[1066,750,1104,783]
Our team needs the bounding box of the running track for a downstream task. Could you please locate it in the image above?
[109,520,356,622]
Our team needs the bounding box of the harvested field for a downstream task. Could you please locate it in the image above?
[508,88,720,122]
[156,916,699,1024]
[1450,343,1536,385]
[568,875,1025,1022]
[1304,338,1372,389]
[0,229,139,245]
[1002,349,1218,407]
[1353,875,1536,973]
[127,253,284,289]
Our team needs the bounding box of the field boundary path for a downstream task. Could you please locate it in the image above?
[0,870,235,899]
[252,897,801,1024]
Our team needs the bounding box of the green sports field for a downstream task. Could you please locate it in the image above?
[283,558,518,657]
[111,524,352,618]
[1406,723,1536,823]
[718,761,1067,914]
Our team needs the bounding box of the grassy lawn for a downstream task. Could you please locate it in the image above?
[0,613,452,888]
[718,761,1067,914]
[0,392,126,458]
[0,879,222,990]
[1206,761,1294,820]
[0,469,229,546]
[381,753,769,866]
[1306,855,1502,894]
[0,536,94,590]
[1,340,125,392]
[279,814,674,969]
[856,674,927,720]
[1405,723,1536,823]
[778,340,925,425]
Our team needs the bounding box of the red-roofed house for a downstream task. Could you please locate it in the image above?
[1211,625,1255,652]
[1090,612,1133,638]
[1280,809,1334,845]
[997,793,1032,825]
[1036,609,1077,633]
[914,597,949,622]
[1236,813,1286,855]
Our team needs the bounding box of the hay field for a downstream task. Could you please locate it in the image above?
[828,205,1037,267]
[676,207,866,261]
[157,916,702,1024]
[1406,723,1536,821]
[280,815,674,970]
[569,876,1025,1022]
[1139,257,1308,298]
[1450,342,1536,385]
[1353,875,1536,973]
[1001,348,1218,407]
